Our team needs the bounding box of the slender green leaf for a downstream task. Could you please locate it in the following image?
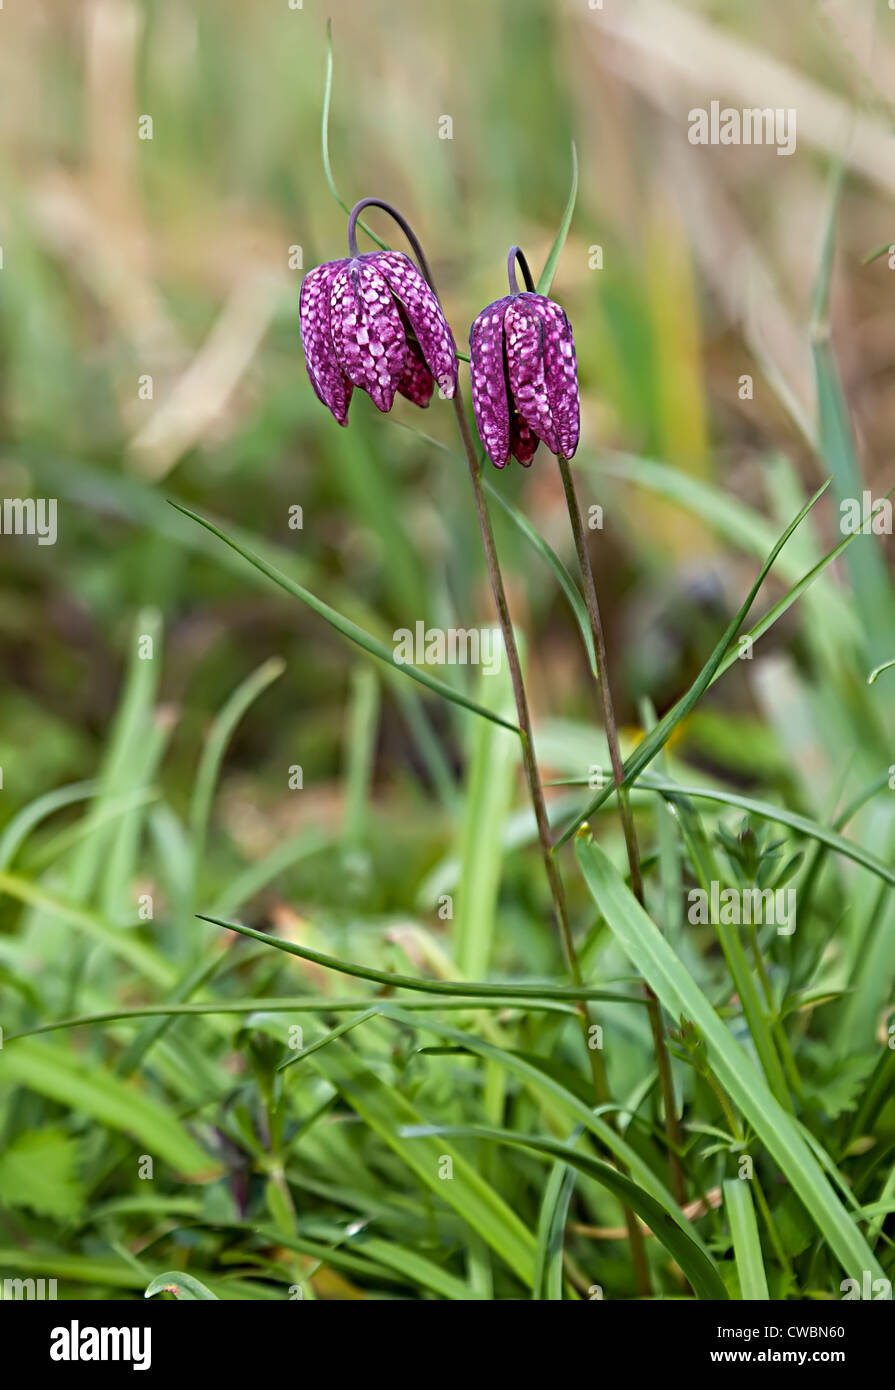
[189,656,285,880]
[536,142,578,296]
[0,873,173,986]
[453,634,517,978]
[868,658,895,686]
[195,912,645,1005]
[277,1007,380,1073]
[388,423,595,673]
[320,19,387,249]
[862,240,893,266]
[723,1180,769,1300]
[668,793,792,1110]
[0,781,99,871]
[7,995,584,1043]
[168,502,519,735]
[533,1154,577,1300]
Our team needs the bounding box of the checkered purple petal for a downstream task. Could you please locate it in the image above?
[373,251,457,399]
[397,338,435,407]
[330,257,408,413]
[504,294,559,456]
[299,260,353,427]
[510,409,539,466]
[539,298,580,459]
[469,297,512,467]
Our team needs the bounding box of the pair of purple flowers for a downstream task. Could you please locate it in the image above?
[299,234,580,469]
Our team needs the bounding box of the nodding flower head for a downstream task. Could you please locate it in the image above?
[299,209,458,427]
[469,248,579,468]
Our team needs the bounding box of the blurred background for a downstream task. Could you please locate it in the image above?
[0,0,892,1008]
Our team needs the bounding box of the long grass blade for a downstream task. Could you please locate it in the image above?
[168,501,519,735]
[723,1180,769,1300]
[533,1157,577,1300]
[195,912,646,1004]
[321,20,387,249]
[536,142,578,296]
[189,657,285,881]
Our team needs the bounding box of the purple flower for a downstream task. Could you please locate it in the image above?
[469,253,580,468]
[299,250,457,426]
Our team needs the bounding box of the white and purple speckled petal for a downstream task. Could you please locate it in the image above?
[330,258,407,413]
[469,297,512,467]
[397,338,435,407]
[299,260,353,426]
[539,298,580,459]
[373,251,457,399]
[504,294,559,456]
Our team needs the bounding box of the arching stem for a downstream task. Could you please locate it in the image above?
[507,246,536,295]
[348,197,437,281]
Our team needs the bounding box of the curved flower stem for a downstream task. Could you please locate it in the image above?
[346,198,652,1292]
[557,452,686,1208]
[507,246,536,295]
[348,197,436,275]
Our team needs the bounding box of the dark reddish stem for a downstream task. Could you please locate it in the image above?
[347,197,437,282]
[507,246,536,295]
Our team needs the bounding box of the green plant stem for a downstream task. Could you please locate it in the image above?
[706,1071,744,1151]
[748,922,803,1101]
[452,394,652,1296]
[557,453,686,1208]
[751,1171,793,1279]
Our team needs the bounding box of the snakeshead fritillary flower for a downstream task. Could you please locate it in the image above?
[469,251,580,468]
[299,251,457,426]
